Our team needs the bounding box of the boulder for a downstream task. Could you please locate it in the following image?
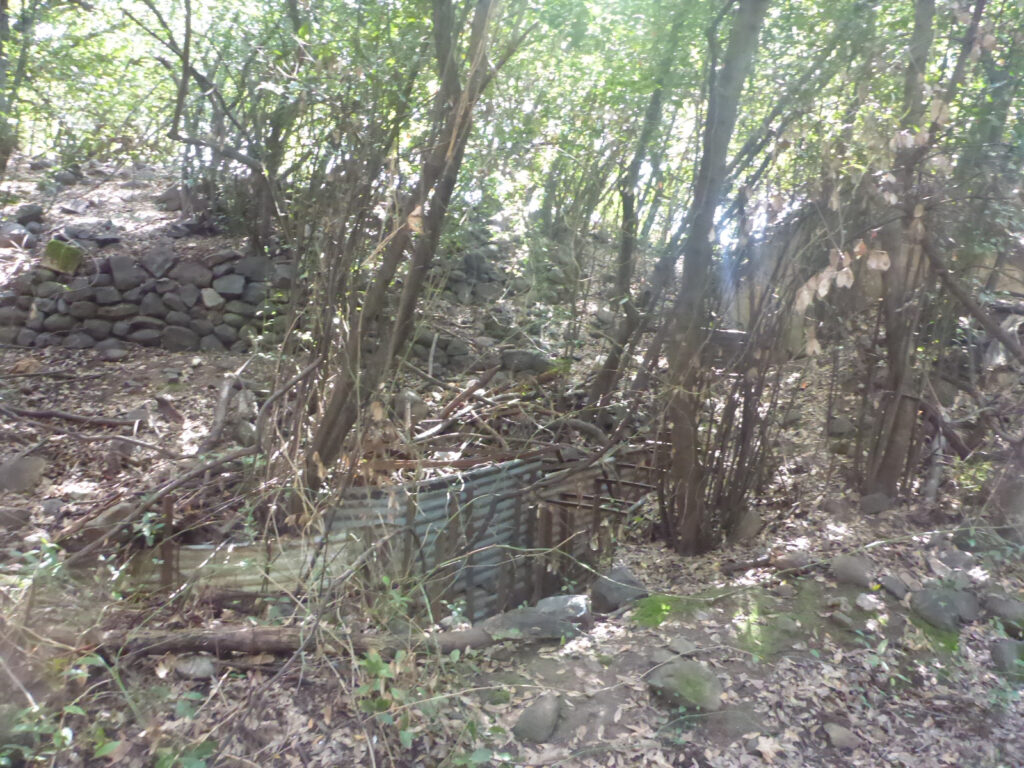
[234,255,271,281]
[910,587,980,631]
[141,244,177,278]
[82,319,112,340]
[0,306,27,326]
[535,594,592,629]
[64,220,121,247]
[162,325,200,352]
[646,659,723,711]
[478,606,579,642]
[500,348,554,374]
[54,169,78,185]
[212,273,245,298]
[97,303,138,320]
[16,203,44,225]
[831,554,875,589]
[68,301,98,319]
[859,492,891,515]
[139,292,168,318]
[878,574,909,601]
[42,314,75,332]
[984,595,1024,639]
[128,328,161,346]
[94,286,122,305]
[512,694,562,744]
[591,565,648,613]
[201,288,225,309]
[241,282,268,304]
[0,456,47,493]
[64,332,95,349]
[213,323,238,344]
[108,254,145,291]
[179,283,201,307]
[168,261,213,288]
[34,281,65,299]
[0,222,37,249]
[223,300,257,317]
[200,334,226,351]
[991,638,1024,676]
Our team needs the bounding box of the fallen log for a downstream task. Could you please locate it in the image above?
[54,605,581,661]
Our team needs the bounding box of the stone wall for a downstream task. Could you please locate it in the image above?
[0,244,288,357]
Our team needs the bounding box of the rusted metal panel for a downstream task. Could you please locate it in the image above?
[126,451,661,622]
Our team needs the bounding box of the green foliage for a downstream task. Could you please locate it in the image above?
[632,594,703,627]
[153,739,218,768]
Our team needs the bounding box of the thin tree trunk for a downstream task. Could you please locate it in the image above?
[305,0,502,487]
[663,0,770,555]
[588,13,685,407]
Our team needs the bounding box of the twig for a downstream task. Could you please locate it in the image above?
[0,653,36,709]
[0,370,105,380]
[62,448,256,567]
[68,433,187,460]
[440,365,500,418]
[0,404,140,428]
[198,376,240,454]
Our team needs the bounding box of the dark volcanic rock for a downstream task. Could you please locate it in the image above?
[108,254,145,291]
[512,694,562,744]
[64,331,96,349]
[910,587,980,631]
[128,328,161,346]
[141,243,178,278]
[591,565,648,613]
[234,255,271,281]
[212,273,246,298]
[94,286,122,305]
[168,261,213,288]
[162,325,200,351]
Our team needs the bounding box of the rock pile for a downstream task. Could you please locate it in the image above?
[0,242,287,354]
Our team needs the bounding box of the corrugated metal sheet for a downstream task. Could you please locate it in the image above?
[127,449,662,621]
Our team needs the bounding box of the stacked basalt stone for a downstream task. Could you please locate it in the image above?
[0,244,289,353]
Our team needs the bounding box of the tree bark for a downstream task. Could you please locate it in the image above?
[663,0,770,554]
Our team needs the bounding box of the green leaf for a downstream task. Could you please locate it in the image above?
[469,748,493,765]
[399,729,414,749]
[63,704,87,716]
[93,740,122,758]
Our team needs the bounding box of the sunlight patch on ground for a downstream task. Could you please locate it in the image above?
[558,617,630,657]
[825,521,852,540]
[179,420,206,454]
[781,535,811,551]
[52,478,102,499]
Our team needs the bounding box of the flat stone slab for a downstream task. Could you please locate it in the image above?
[646,658,723,712]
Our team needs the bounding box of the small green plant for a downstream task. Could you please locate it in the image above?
[153,739,218,768]
[632,594,703,627]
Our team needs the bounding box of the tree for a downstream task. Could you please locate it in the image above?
[661,0,770,555]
